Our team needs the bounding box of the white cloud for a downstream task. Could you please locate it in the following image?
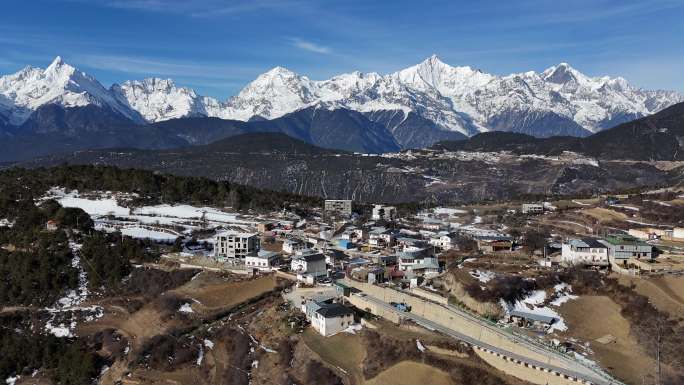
[289,38,331,54]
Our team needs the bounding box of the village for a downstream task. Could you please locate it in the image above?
[41,187,684,385]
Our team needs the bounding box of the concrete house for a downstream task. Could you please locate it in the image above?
[561,238,609,266]
[429,233,456,251]
[291,252,327,280]
[371,204,396,221]
[282,238,308,254]
[368,227,396,249]
[214,230,260,261]
[600,234,653,265]
[302,300,354,336]
[324,199,352,216]
[245,250,279,271]
[474,235,513,252]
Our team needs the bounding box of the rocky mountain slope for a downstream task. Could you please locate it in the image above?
[18,132,682,204]
[434,101,684,161]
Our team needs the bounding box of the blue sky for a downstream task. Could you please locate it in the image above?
[1,0,683,98]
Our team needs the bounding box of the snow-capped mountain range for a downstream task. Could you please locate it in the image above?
[0,55,682,138]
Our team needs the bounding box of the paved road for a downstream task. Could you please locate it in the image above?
[360,293,623,385]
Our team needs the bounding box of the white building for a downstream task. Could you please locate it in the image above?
[245,251,279,271]
[521,203,544,214]
[429,233,456,250]
[291,252,327,279]
[371,204,396,221]
[302,300,354,336]
[282,238,307,254]
[561,238,609,266]
[214,230,260,261]
[368,227,395,249]
[324,199,352,216]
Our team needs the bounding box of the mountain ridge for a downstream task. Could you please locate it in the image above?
[1,56,681,138]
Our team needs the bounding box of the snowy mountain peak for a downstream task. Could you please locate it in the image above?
[46,55,66,70]
[543,62,582,84]
[1,56,682,139]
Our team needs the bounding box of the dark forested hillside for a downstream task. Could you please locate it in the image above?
[0,165,322,213]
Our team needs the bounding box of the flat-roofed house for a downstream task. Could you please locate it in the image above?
[291,252,327,281]
[214,230,260,261]
[245,250,280,271]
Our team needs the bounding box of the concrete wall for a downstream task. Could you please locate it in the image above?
[347,294,401,324]
[410,287,449,305]
[341,280,592,377]
[474,348,585,385]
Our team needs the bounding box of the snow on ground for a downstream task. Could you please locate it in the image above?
[120,226,178,242]
[416,339,426,352]
[196,344,204,366]
[179,303,194,313]
[43,188,257,241]
[0,218,14,227]
[571,200,591,206]
[45,320,75,338]
[469,270,495,283]
[550,283,578,306]
[423,175,446,187]
[626,219,662,227]
[610,204,640,211]
[204,339,214,349]
[5,376,18,385]
[343,323,363,334]
[505,290,569,333]
[433,207,467,215]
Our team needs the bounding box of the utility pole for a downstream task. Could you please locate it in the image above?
[656,314,662,385]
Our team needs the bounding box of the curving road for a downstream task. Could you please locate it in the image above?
[354,289,623,385]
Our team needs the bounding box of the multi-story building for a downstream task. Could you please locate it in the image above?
[368,227,396,249]
[371,204,396,221]
[302,299,354,336]
[291,251,327,279]
[324,199,352,216]
[429,233,457,251]
[561,238,609,266]
[282,238,308,254]
[213,230,260,261]
[600,234,653,265]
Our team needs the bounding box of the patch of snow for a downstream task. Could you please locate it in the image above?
[196,344,204,366]
[469,270,495,283]
[416,339,426,352]
[610,204,640,211]
[119,226,178,242]
[203,339,214,349]
[343,323,363,334]
[5,376,18,385]
[179,303,194,313]
[550,283,578,306]
[504,290,569,333]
